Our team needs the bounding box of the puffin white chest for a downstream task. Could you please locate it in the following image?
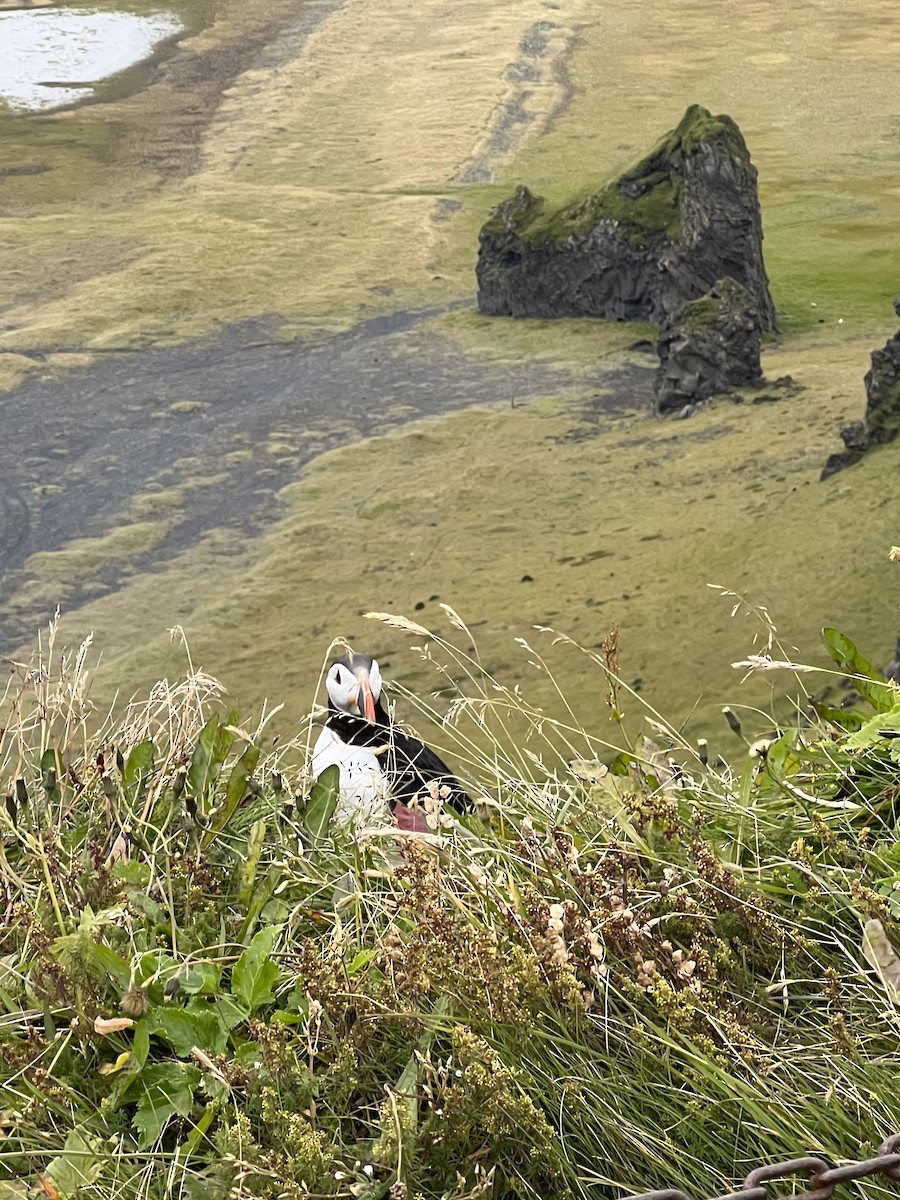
[312,725,391,828]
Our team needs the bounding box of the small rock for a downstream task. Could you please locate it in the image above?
[820,308,900,478]
[654,277,762,415]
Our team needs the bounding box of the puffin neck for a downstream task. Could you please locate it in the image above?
[326,701,389,746]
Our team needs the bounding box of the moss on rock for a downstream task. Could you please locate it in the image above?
[516,174,682,249]
[477,105,775,329]
[675,103,750,160]
[483,106,748,252]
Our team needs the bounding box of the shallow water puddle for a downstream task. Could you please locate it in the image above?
[0,7,183,112]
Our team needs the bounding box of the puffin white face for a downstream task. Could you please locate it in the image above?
[325,654,383,722]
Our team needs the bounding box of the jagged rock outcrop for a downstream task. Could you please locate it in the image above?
[476,105,776,332]
[821,299,900,479]
[654,277,762,414]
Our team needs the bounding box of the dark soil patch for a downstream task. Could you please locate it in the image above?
[0,304,649,653]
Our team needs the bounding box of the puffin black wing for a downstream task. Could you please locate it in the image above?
[325,696,472,814]
[384,727,473,813]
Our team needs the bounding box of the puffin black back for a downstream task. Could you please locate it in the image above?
[381,724,472,813]
[325,696,472,813]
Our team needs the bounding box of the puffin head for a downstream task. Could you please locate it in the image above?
[325,652,383,723]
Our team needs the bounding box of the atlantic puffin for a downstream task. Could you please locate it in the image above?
[311,651,472,832]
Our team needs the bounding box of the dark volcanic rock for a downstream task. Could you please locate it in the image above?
[654,277,762,415]
[476,105,776,331]
[821,299,900,479]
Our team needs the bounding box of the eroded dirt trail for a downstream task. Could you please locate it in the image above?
[0,307,595,655]
[0,0,582,360]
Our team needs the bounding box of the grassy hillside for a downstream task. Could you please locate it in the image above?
[5,0,900,743]
[20,317,898,750]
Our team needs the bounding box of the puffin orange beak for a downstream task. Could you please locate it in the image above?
[356,668,377,723]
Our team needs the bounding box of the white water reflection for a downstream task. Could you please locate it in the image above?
[0,8,183,112]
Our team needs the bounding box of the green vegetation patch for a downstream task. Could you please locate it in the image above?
[518,174,682,249]
[671,291,723,332]
[484,105,755,252]
[484,170,683,251]
[673,101,750,160]
[4,619,900,1198]
[25,521,169,578]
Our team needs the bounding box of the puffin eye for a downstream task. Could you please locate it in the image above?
[334,668,344,684]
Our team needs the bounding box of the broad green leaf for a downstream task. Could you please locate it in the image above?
[239,863,280,940]
[105,1021,149,1111]
[822,628,895,713]
[148,1007,227,1057]
[270,1009,307,1026]
[847,708,900,749]
[45,1127,102,1197]
[755,733,803,801]
[132,1018,150,1067]
[347,948,376,977]
[807,697,865,733]
[186,711,238,815]
[302,765,339,842]
[238,819,266,908]
[179,962,222,995]
[126,889,166,924]
[286,989,311,1016]
[200,1074,229,1100]
[186,716,219,812]
[89,942,131,991]
[758,731,793,781]
[214,709,240,765]
[122,740,155,806]
[609,752,632,777]
[50,910,130,991]
[202,742,261,847]
[234,1041,263,1067]
[137,951,177,991]
[112,860,151,888]
[42,1005,56,1041]
[177,1100,218,1157]
[133,1062,201,1149]
[231,925,280,1012]
[260,898,291,924]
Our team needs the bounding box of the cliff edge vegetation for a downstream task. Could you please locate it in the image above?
[3,611,900,1199]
